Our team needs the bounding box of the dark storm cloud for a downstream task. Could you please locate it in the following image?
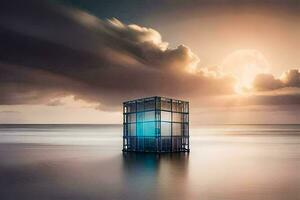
[0,0,235,109]
[253,69,300,91]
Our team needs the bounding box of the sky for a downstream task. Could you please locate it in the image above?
[0,0,300,124]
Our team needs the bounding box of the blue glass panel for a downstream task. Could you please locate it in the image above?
[137,112,144,122]
[143,122,156,136]
[136,122,143,136]
[137,138,144,151]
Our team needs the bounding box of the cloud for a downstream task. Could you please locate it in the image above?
[0,111,20,114]
[221,49,270,85]
[1,0,299,112]
[0,0,235,109]
[253,69,300,91]
[47,99,65,107]
[253,74,283,91]
[281,69,300,87]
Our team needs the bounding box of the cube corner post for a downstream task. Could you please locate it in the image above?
[122,96,189,153]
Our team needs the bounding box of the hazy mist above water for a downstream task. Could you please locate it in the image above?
[0,124,299,200]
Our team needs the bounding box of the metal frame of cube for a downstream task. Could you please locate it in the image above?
[123,96,189,153]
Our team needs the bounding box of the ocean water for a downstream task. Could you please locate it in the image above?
[0,124,299,200]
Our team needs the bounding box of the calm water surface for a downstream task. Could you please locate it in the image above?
[0,124,299,200]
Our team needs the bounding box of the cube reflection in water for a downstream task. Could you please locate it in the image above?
[123,96,189,152]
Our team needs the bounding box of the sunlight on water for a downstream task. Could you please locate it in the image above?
[0,124,299,200]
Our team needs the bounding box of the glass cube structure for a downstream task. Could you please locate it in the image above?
[123,96,189,152]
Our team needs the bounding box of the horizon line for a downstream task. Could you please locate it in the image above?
[1,123,300,125]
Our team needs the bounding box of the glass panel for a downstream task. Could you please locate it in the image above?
[161,138,171,151]
[144,138,156,151]
[172,137,182,151]
[128,113,136,123]
[161,111,171,122]
[161,122,171,136]
[137,100,144,112]
[172,123,182,136]
[143,122,156,136]
[129,137,136,150]
[144,111,155,122]
[177,102,184,112]
[172,101,178,112]
[183,102,189,113]
[137,138,144,151]
[127,102,136,113]
[128,123,136,136]
[137,112,144,122]
[137,122,143,136]
[183,123,189,136]
[144,98,155,111]
[173,113,182,123]
[161,98,171,111]
[171,100,184,112]
[183,113,188,123]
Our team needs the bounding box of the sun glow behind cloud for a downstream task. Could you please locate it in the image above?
[221,49,270,94]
